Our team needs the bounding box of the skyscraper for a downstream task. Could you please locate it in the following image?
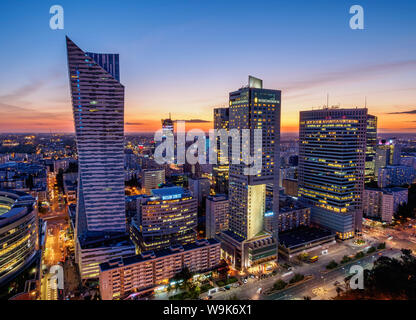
[66,37,134,279]
[365,115,377,182]
[220,76,280,270]
[298,107,367,239]
[213,108,229,194]
[130,187,198,252]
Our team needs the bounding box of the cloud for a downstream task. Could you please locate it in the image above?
[387,109,416,115]
[282,60,416,93]
[125,122,145,126]
[0,102,70,121]
[174,119,211,123]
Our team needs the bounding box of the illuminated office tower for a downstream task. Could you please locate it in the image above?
[374,139,402,181]
[220,76,280,270]
[213,108,229,194]
[66,37,134,279]
[130,187,198,252]
[365,115,377,182]
[298,107,367,240]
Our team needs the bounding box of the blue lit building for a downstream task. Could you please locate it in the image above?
[130,187,198,252]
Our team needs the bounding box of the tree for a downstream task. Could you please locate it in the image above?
[337,249,416,300]
[377,242,386,250]
[341,255,352,264]
[273,279,287,291]
[326,260,338,270]
[355,251,365,259]
[289,273,305,284]
[171,266,193,291]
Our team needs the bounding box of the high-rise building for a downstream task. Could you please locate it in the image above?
[378,165,416,188]
[213,108,229,194]
[188,177,210,207]
[374,147,390,181]
[66,37,134,279]
[363,187,408,223]
[130,186,198,252]
[160,115,174,164]
[161,114,174,138]
[365,115,377,182]
[206,194,229,239]
[220,76,280,270]
[298,107,367,240]
[142,168,165,194]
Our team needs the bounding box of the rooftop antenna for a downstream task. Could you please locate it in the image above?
[365,96,367,109]
[169,112,171,120]
[326,93,329,108]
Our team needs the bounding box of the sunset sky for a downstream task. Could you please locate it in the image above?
[0,0,415,133]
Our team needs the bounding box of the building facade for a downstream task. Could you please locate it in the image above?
[363,187,408,223]
[66,37,134,279]
[142,169,165,194]
[188,177,210,207]
[213,107,230,194]
[0,190,39,286]
[365,115,377,182]
[206,194,229,239]
[130,187,198,252]
[378,165,416,188]
[220,76,280,270]
[298,108,367,239]
[99,239,221,300]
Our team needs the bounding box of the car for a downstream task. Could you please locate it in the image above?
[243,279,248,284]
[225,285,230,290]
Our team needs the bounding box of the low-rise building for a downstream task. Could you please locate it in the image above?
[99,239,221,300]
[264,197,310,233]
[278,227,336,259]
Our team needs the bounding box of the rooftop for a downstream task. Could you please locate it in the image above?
[151,186,187,200]
[279,227,335,249]
[100,238,219,272]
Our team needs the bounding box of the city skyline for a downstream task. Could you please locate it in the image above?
[1,0,416,133]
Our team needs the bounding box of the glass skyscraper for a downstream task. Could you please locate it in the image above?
[66,37,134,279]
[213,107,229,194]
[365,114,378,182]
[298,108,367,239]
[67,37,126,236]
[220,76,280,270]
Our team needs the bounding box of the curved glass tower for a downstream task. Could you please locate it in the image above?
[66,37,126,236]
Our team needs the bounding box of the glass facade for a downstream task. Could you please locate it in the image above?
[299,108,367,239]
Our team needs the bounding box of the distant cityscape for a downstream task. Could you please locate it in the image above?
[0,36,415,302]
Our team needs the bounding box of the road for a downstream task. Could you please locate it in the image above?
[208,226,416,301]
[209,239,369,300]
[267,249,402,300]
